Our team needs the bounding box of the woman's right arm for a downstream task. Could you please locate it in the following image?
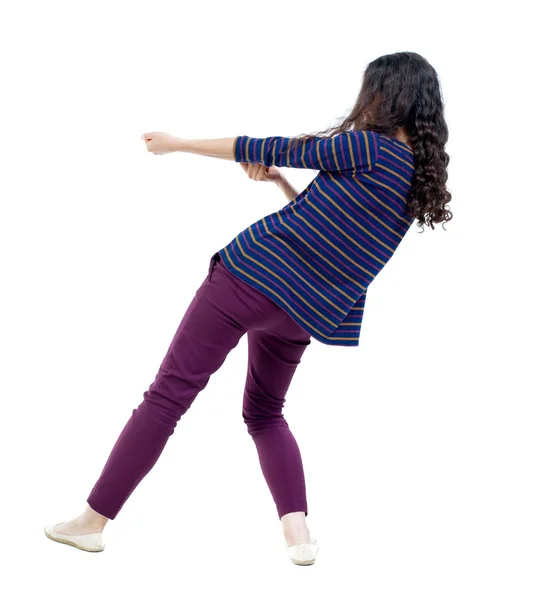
[239,161,301,204]
[276,174,301,203]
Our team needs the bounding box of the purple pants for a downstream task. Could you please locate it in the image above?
[87,252,312,521]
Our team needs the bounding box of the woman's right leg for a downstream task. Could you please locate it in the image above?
[242,312,313,545]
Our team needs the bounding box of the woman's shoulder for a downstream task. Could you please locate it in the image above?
[376,133,414,154]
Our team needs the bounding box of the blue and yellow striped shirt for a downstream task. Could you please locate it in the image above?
[217,130,415,347]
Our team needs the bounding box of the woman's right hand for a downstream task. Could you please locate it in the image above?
[239,162,283,184]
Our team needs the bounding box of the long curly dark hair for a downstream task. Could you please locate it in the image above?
[288,51,452,231]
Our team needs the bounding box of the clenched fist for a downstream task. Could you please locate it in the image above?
[239,162,283,184]
[141,132,181,155]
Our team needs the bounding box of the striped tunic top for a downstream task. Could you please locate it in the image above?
[216,129,415,347]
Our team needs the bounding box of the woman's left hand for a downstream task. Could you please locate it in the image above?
[141,132,181,155]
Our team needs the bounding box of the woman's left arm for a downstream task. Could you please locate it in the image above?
[142,132,238,161]
[142,130,378,175]
[177,137,238,161]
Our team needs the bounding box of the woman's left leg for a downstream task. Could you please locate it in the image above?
[50,253,285,538]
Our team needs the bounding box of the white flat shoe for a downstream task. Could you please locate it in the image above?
[44,522,105,552]
[285,536,319,565]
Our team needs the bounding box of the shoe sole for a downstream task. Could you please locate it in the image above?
[44,527,105,552]
[290,557,317,565]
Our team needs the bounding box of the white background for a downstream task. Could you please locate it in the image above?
[1,0,535,598]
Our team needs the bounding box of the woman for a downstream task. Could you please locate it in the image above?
[45,51,452,566]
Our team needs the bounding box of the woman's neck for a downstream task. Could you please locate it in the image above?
[394,128,412,149]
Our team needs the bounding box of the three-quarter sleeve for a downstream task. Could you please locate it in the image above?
[233,130,379,174]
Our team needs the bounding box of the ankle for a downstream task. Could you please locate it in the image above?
[79,506,109,530]
[283,525,309,536]
[282,522,309,537]
[75,516,104,532]
[281,511,308,534]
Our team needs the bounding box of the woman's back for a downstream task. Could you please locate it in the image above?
[218,130,416,347]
